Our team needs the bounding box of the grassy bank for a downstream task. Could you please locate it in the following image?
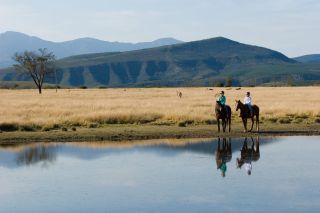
[0,87,319,143]
[0,122,319,144]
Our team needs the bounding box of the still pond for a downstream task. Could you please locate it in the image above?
[0,136,319,212]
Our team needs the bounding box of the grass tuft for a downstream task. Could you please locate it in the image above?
[278,117,292,124]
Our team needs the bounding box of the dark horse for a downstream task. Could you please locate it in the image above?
[215,138,232,177]
[235,100,259,132]
[215,101,231,132]
[236,137,260,175]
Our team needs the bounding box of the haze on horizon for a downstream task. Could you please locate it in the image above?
[0,0,319,57]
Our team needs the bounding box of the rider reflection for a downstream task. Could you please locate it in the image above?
[215,138,232,178]
[236,137,260,175]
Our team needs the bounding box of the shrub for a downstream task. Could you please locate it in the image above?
[19,125,37,131]
[42,124,61,131]
[267,118,278,123]
[295,114,309,119]
[204,119,217,125]
[293,118,303,124]
[79,86,87,89]
[61,127,68,131]
[88,122,99,128]
[0,123,19,131]
[71,127,77,131]
[178,121,187,127]
[278,117,292,124]
[315,118,320,124]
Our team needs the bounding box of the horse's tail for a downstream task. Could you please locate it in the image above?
[256,106,260,132]
[228,106,232,132]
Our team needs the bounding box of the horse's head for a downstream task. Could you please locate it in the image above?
[216,101,223,112]
[235,100,241,111]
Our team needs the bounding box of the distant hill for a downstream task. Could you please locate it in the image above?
[0,31,182,68]
[294,54,320,64]
[1,37,320,87]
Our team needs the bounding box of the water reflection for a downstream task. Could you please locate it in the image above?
[0,137,267,170]
[215,138,232,177]
[236,137,260,175]
[15,145,57,167]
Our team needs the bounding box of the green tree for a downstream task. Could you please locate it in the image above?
[225,76,233,87]
[13,49,55,94]
[287,74,294,86]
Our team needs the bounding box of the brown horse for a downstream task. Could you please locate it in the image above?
[235,100,259,132]
[215,101,231,132]
[236,137,260,175]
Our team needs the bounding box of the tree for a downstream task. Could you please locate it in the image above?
[13,49,55,94]
[287,74,294,86]
[225,76,233,87]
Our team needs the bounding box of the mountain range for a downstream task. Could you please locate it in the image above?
[0,33,320,87]
[294,54,320,64]
[0,31,182,68]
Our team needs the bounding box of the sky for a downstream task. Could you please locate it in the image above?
[0,0,319,57]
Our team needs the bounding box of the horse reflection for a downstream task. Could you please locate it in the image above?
[16,145,57,166]
[236,137,260,175]
[215,138,232,177]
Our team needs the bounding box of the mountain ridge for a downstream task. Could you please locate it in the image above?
[3,36,319,87]
[294,54,320,64]
[0,31,183,68]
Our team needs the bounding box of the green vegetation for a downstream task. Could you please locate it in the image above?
[1,37,320,88]
[0,122,319,144]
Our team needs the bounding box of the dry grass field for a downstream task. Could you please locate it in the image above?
[0,87,320,131]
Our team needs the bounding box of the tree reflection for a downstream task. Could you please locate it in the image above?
[236,137,260,175]
[16,145,57,167]
[215,138,232,177]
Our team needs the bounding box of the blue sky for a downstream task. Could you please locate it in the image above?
[0,0,319,57]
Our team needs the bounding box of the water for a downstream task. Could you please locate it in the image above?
[0,136,319,212]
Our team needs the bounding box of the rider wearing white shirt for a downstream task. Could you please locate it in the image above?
[244,92,253,116]
[244,162,252,175]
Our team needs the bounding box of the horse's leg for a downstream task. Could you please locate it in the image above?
[256,114,260,132]
[242,118,247,132]
[249,116,254,132]
[222,119,226,132]
[217,119,220,132]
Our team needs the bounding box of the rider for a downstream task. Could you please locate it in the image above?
[244,92,253,116]
[217,91,227,113]
[218,162,227,178]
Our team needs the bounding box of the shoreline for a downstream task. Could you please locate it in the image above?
[0,123,319,144]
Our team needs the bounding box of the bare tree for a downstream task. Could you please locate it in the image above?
[13,49,55,94]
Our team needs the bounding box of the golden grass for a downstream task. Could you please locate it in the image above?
[0,87,319,128]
